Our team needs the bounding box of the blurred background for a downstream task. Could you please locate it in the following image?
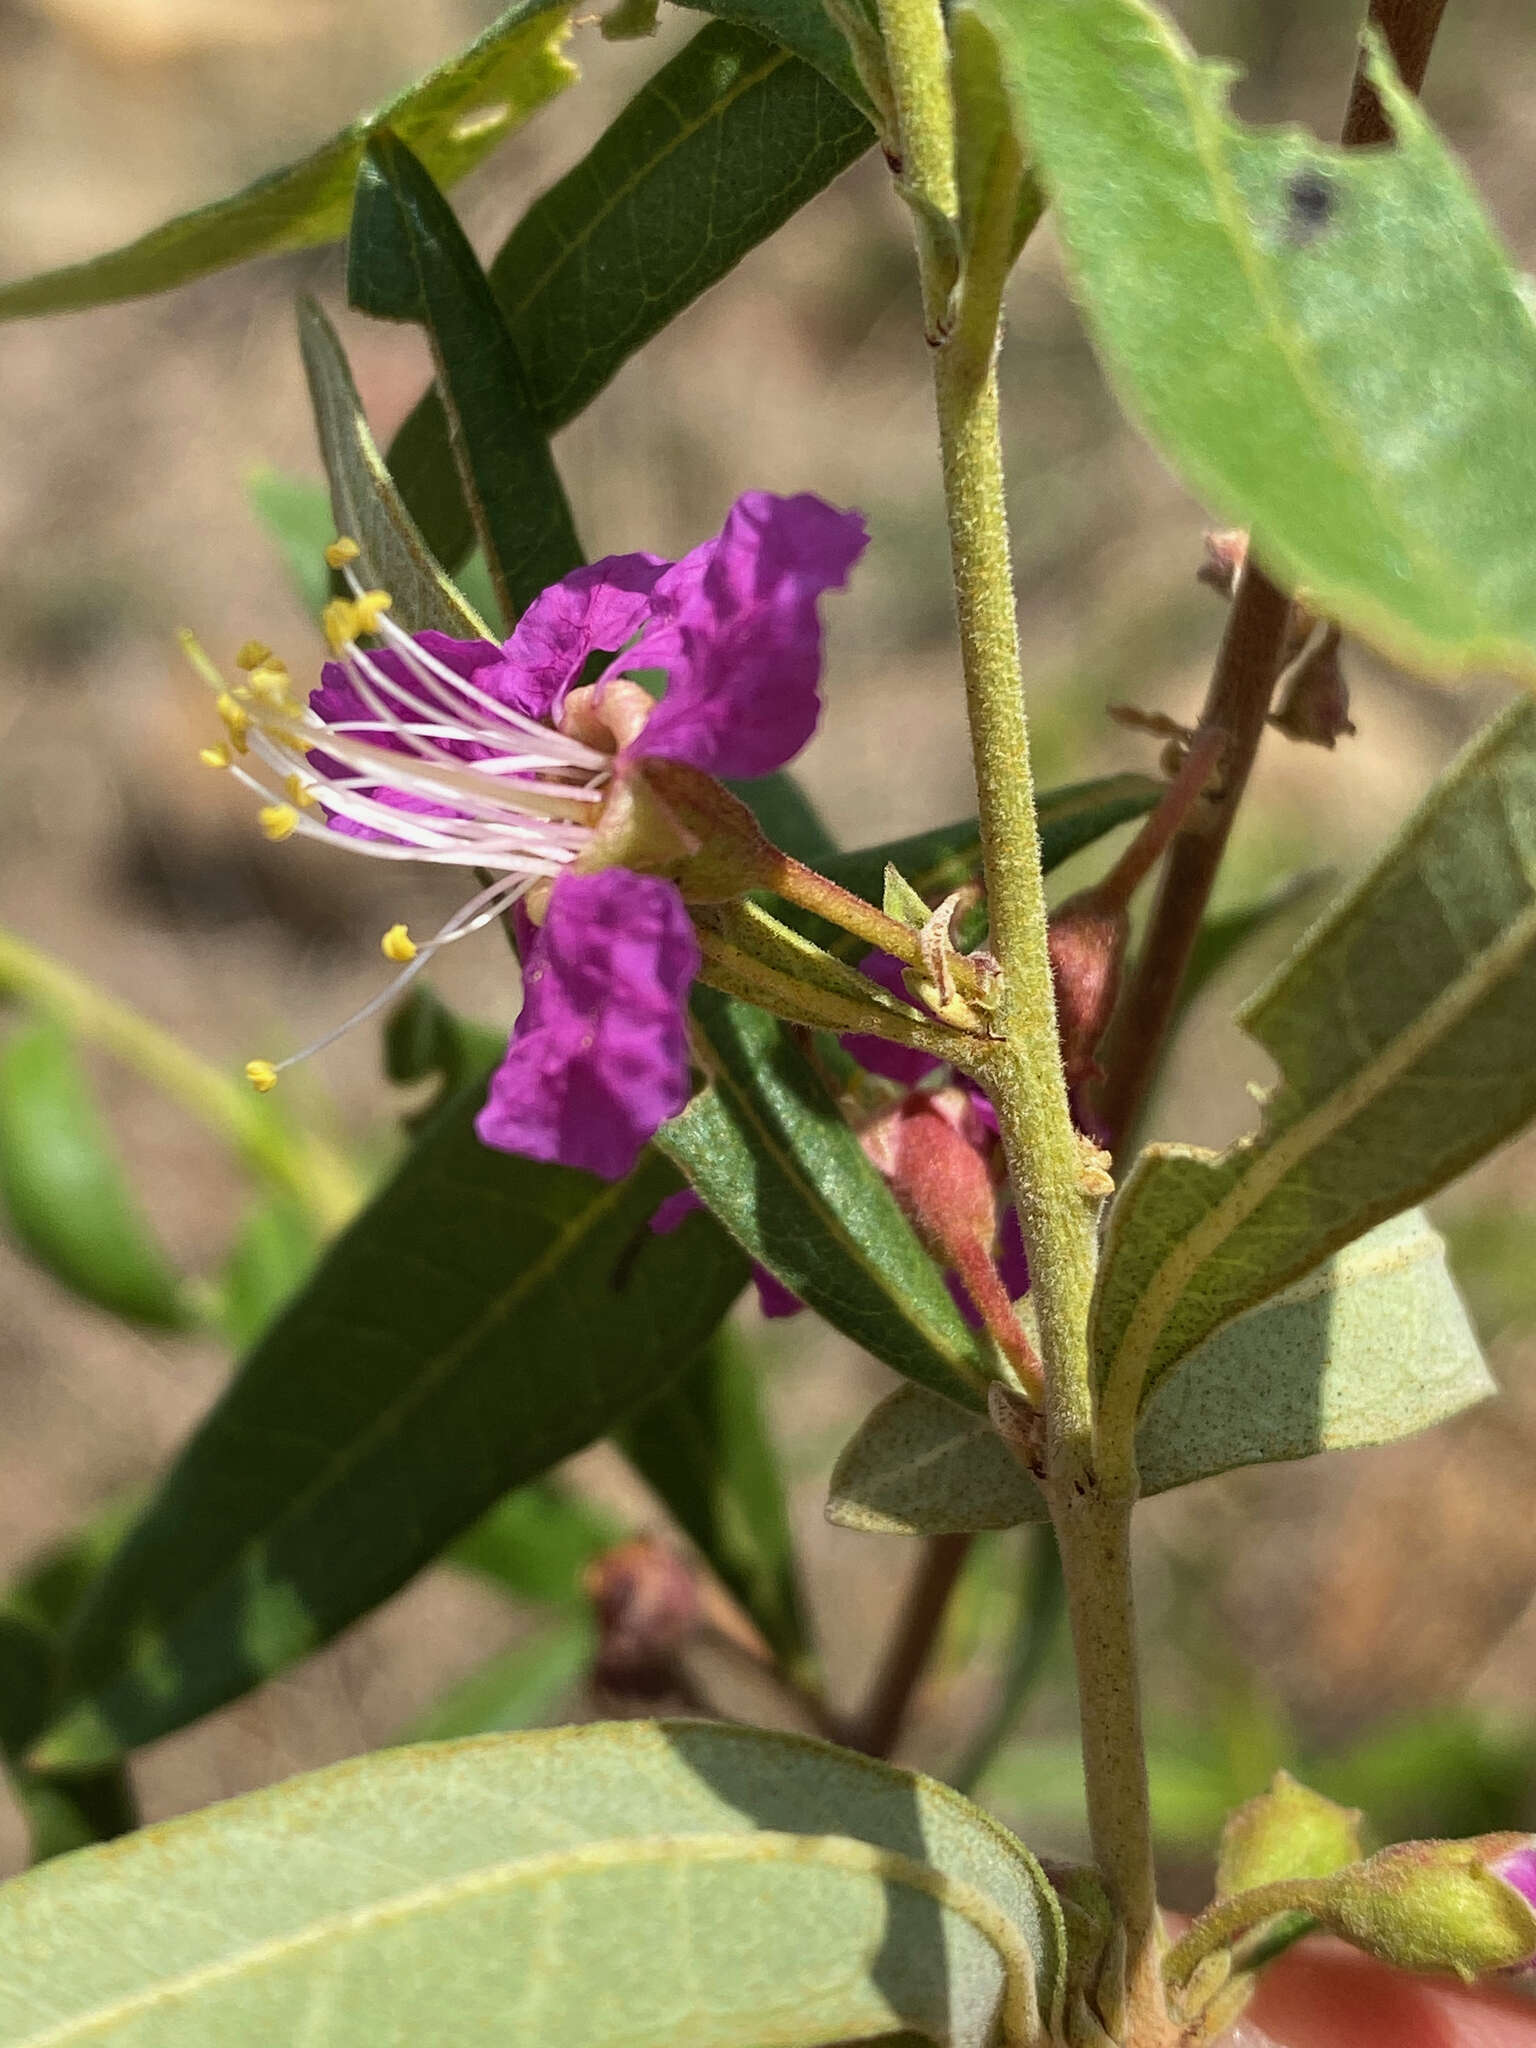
[1,0,1535,1903]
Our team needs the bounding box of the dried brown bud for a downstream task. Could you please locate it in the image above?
[584,1537,701,1702]
[1198,528,1249,598]
[1269,625,1355,749]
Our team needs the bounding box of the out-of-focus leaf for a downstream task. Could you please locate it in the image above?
[36,1091,748,1767]
[661,989,989,1413]
[349,135,581,621]
[1093,700,1536,1425]
[829,1212,1491,1533]
[298,297,489,641]
[0,1614,135,1866]
[0,1018,189,1330]
[726,773,839,866]
[978,0,1536,683]
[246,468,335,619]
[1180,870,1333,1013]
[450,1481,617,1608]
[389,23,874,568]
[0,1721,1065,2048]
[673,0,868,104]
[214,1192,322,1353]
[384,985,508,1126]
[949,1529,1065,1797]
[0,3,576,320]
[619,1332,809,1671]
[406,1621,593,1740]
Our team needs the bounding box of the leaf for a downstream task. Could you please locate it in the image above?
[0,3,577,320]
[1181,870,1333,1012]
[246,468,336,619]
[975,0,1536,683]
[297,297,490,641]
[618,1330,810,1671]
[213,1192,322,1352]
[0,1615,135,1867]
[384,984,508,1124]
[0,1018,189,1330]
[1092,698,1536,1422]
[36,1089,749,1767]
[660,988,990,1413]
[449,1480,618,1608]
[828,1212,1493,1533]
[673,0,870,105]
[726,773,840,867]
[405,1620,593,1740]
[389,22,874,569]
[0,1721,1065,2048]
[348,134,583,620]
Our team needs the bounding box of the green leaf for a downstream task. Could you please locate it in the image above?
[245,468,336,620]
[214,1192,322,1353]
[450,1480,618,1608]
[618,1331,810,1671]
[37,1091,748,1767]
[0,1018,189,1330]
[660,988,990,1412]
[389,23,874,568]
[673,0,869,105]
[1093,698,1536,1423]
[976,0,1536,682]
[405,1620,593,1740]
[0,4,576,321]
[384,984,508,1123]
[297,297,490,640]
[0,1721,1064,2048]
[1181,870,1333,1012]
[0,1615,135,1867]
[348,135,582,620]
[727,773,840,866]
[828,1211,1493,1533]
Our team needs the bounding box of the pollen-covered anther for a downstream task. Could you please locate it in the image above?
[199,743,231,770]
[258,803,300,843]
[321,590,393,653]
[245,1059,279,1093]
[235,640,272,672]
[215,693,250,752]
[381,923,417,963]
[324,536,361,570]
[284,772,317,809]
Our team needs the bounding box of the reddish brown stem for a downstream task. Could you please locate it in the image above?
[1092,0,1452,1162]
[850,1534,973,1758]
[1094,725,1229,912]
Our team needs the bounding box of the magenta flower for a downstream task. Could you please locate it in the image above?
[1497,1843,1536,1923]
[204,492,866,1180]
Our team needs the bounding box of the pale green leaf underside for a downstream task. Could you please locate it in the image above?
[1093,697,1536,1420]
[977,0,1536,682]
[0,1722,1062,2047]
[297,298,489,641]
[828,1212,1491,1533]
[0,4,575,319]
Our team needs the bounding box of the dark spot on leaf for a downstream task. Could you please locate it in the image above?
[1286,168,1336,241]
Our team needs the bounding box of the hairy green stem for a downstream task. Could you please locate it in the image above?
[0,927,361,1233]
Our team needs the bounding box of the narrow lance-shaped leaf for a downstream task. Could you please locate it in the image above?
[348,134,582,620]
[1093,697,1536,1427]
[974,0,1536,682]
[661,988,992,1413]
[673,0,870,106]
[404,1622,594,1741]
[389,22,874,568]
[829,1212,1493,1533]
[0,1721,1065,2048]
[0,1018,190,1330]
[37,1088,748,1768]
[297,297,489,640]
[0,2,576,320]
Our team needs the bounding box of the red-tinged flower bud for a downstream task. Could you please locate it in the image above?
[1269,624,1356,749]
[584,1536,702,1703]
[1048,890,1128,1091]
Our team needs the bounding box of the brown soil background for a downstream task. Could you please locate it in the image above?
[1,0,1535,1891]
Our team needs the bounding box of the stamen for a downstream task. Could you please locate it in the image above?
[324,536,361,570]
[258,803,300,842]
[199,743,231,770]
[216,693,250,752]
[245,1059,279,1093]
[236,641,272,672]
[381,923,417,962]
[284,771,317,808]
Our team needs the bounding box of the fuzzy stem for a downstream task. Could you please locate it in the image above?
[765,852,992,1006]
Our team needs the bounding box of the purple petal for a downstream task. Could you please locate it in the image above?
[840,952,941,1088]
[623,492,868,779]
[1497,1845,1536,1915]
[997,1204,1030,1301]
[650,1187,703,1236]
[476,870,699,1180]
[491,554,669,722]
[752,1267,803,1319]
[310,633,505,841]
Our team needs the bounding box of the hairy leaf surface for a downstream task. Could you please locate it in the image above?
[977,0,1536,681]
[0,1722,1064,2047]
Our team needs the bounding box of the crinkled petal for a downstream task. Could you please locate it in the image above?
[491,554,669,722]
[477,869,699,1180]
[1498,1846,1536,1916]
[623,492,868,778]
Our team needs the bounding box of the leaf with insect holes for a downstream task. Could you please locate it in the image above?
[972,0,1536,683]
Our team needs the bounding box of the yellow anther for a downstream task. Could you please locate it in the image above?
[324,536,361,569]
[258,803,300,843]
[245,1059,279,1094]
[216,693,250,752]
[284,772,317,809]
[381,923,418,964]
[198,743,231,770]
[236,640,272,672]
[272,726,315,755]
[322,598,358,652]
[247,664,301,715]
[351,588,394,636]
